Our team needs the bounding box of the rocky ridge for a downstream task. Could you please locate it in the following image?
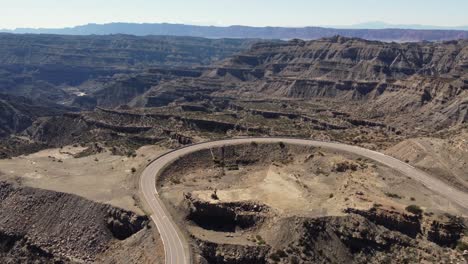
[190,199,467,263]
[0,181,150,263]
[139,36,468,131]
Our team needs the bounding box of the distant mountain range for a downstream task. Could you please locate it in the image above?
[335,21,468,30]
[1,22,468,42]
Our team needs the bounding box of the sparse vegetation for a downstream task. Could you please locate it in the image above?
[270,253,280,262]
[385,192,403,199]
[424,211,434,217]
[255,235,266,245]
[126,150,137,158]
[405,204,423,215]
[226,164,239,171]
[270,249,287,261]
[4,31,468,264]
[456,241,468,251]
[170,178,181,184]
[334,161,358,172]
[211,189,219,200]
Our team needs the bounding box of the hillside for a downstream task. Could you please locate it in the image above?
[0,34,255,137]
[385,129,468,191]
[140,36,467,131]
[0,181,161,263]
[0,94,76,137]
[221,37,468,130]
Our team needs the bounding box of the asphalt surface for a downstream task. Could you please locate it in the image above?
[140,138,468,264]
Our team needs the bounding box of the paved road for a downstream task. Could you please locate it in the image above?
[140,138,468,264]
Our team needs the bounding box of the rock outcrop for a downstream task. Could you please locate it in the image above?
[184,194,268,232]
[0,181,149,263]
[345,207,421,238]
[196,239,270,264]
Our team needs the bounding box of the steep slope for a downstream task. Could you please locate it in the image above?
[73,68,203,109]
[385,129,468,191]
[0,181,155,263]
[0,94,76,138]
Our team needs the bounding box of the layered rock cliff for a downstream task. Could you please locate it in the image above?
[140,36,468,131]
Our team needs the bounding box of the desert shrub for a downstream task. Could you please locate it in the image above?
[170,178,181,184]
[269,253,280,262]
[456,241,468,251]
[270,249,287,261]
[276,249,287,258]
[290,256,300,264]
[406,204,423,215]
[131,167,137,173]
[211,191,219,200]
[385,192,403,199]
[255,235,266,245]
[334,161,358,172]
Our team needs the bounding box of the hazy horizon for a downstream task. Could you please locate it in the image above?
[3,21,468,31]
[1,0,467,30]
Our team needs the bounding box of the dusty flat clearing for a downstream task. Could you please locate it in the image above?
[0,144,166,213]
[161,142,465,220]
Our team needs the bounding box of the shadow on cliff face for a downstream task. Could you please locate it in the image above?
[106,208,149,240]
[185,195,267,233]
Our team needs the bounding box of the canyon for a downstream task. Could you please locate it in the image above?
[0,34,467,263]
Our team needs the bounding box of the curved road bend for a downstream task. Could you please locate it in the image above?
[140,138,468,264]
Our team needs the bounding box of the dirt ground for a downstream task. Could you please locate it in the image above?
[0,144,166,214]
[158,143,466,247]
[97,222,165,264]
[385,130,468,192]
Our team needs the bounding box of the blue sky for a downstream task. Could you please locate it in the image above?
[1,0,467,29]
